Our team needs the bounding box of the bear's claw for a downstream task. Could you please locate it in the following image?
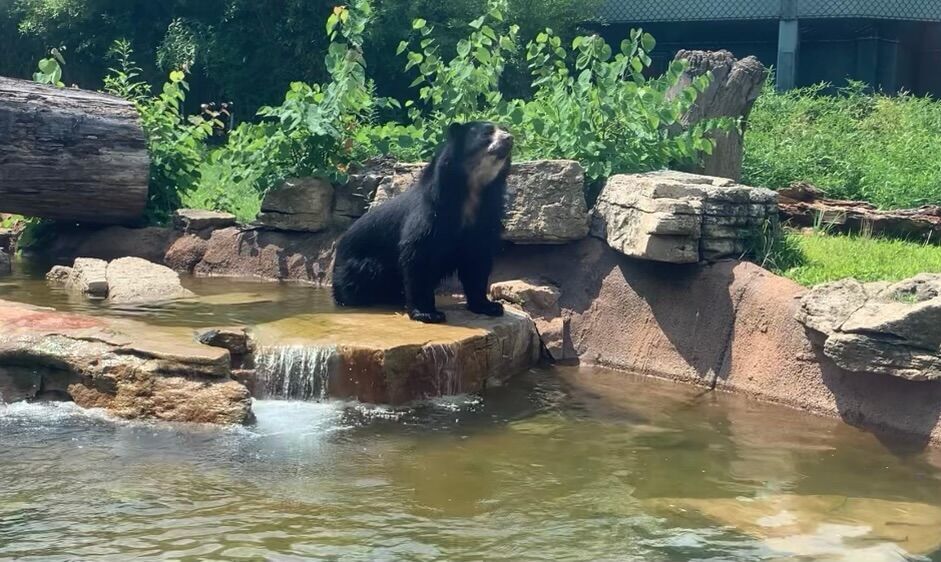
[409,309,447,324]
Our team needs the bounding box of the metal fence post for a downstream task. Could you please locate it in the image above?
[777,0,799,90]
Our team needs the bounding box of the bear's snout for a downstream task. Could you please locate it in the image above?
[488,129,514,159]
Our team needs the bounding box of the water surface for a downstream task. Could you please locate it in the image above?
[2,267,941,561]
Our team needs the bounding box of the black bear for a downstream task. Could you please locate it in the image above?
[332,121,513,323]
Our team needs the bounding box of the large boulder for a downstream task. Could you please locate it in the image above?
[66,257,109,296]
[368,159,589,244]
[503,160,589,244]
[797,274,941,381]
[106,257,194,304]
[0,299,251,424]
[591,170,778,263]
[257,177,334,232]
[248,305,540,404]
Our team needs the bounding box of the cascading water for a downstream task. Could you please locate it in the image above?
[253,345,337,400]
[421,343,461,396]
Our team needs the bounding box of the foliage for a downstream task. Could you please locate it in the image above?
[744,80,941,209]
[32,47,65,86]
[86,0,720,223]
[4,0,595,118]
[394,0,726,191]
[773,230,941,286]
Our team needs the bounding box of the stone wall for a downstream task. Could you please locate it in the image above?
[490,239,941,447]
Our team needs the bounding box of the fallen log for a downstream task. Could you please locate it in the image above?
[778,183,941,242]
[0,76,149,224]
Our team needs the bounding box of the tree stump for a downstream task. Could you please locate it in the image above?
[0,76,149,224]
[667,50,767,181]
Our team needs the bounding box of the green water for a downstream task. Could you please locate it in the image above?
[2,269,941,561]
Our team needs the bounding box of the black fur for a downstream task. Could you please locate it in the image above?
[332,121,512,323]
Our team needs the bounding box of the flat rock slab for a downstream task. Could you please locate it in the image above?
[591,170,778,263]
[173,208,237,232]
[797,274,941,381]
[249,305,540,404]
[0,299,251,424]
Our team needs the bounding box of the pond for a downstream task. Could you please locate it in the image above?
[2,268,941,561]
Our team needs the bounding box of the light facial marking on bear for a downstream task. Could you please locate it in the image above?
[462,128,512,226]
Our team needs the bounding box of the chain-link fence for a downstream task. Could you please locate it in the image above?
[599,0,941,23]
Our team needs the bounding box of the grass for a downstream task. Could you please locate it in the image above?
[774,231,941,286]
[743,81,941,209]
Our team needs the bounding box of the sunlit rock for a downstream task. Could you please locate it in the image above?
[248,304,540,404]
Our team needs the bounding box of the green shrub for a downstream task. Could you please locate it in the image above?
[97,0,721,222]
[744,81,941,209]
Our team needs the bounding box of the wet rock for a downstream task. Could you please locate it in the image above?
[197,326,253,356]
[0,249,9,276]
[106,257,194,304]
[69,257,110,296]
[503,160,589,244]
[590,170,778,263]
[491,279,570,361]
[368,160,589,243]
[0,299,251,424]
[164,234,210,273]
[45,265,72,283]
[248,305,540,404]
[797,274,941,381]
[257,177,334,232]
[173,208,237,233]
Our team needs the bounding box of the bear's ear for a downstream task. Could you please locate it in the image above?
[447,122,464,139]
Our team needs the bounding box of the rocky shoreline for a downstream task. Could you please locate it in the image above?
[2,165,940,447]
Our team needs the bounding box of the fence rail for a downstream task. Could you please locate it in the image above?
[599,0,941,23]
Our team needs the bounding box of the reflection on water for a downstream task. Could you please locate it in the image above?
[2,368,941,561]
[0,266,337,327]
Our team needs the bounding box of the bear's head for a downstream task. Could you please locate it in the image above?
[448,121,514,189]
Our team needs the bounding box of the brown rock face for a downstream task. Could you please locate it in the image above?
[164,234,210,273]
[490,239,941,445]
[193,227,337,284]
[0,299,251,424]
[490,279,570,361]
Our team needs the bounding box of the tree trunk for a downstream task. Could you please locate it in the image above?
[667,50,767,181]
[0,76,149,224]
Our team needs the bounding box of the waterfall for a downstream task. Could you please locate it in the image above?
[253,345,337,400]
[421,343,461,397]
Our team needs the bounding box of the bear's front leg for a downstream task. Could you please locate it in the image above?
[401,256,446,324]
[458,246,503,318]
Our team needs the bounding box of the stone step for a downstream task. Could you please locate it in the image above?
[247,305,541,405]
